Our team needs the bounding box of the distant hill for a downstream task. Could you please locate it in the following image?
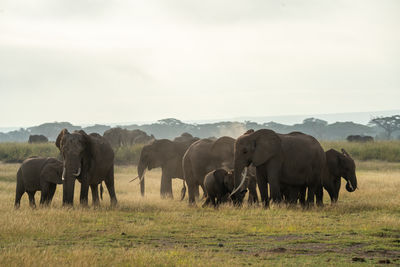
[0,117,396,143]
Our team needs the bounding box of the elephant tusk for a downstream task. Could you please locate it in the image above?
[62,167,66,181]
[348,181,354,191]
[230,167,248,197]
[137,169,147,185]
[129,176,139,183]
[72,167,81,177]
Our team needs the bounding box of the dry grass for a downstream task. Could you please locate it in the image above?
[0,162,399,266]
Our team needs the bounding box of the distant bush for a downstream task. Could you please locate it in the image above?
[0,143,59,163]
[321,141,400,162]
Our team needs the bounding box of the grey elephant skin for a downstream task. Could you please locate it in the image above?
[202,169,235,207]
[137,135,199,198]
[324,148,357,203]
[103,127,154,148]
[182,137,236,204]
[56,129,117,206]
[28,134,48,143]
[232,129,325,208]
[15,157,63,208]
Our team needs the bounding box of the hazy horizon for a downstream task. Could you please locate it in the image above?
[1,1,399,127]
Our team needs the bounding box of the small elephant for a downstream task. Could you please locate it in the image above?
[324,148,357,203]
[15,157,63,208]
[202,169,235,207]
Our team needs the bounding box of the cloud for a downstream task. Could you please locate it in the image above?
[0,0,399,126]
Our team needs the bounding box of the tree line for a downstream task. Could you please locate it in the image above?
[0,116,399,142]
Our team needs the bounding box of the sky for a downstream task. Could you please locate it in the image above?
[0,0,399,127]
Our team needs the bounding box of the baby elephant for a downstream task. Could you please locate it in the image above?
[324,148,357,203]
[15,157,63,209]
[202,169,235,207]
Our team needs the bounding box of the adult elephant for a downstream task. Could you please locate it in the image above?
[56,129,117,206]
[104,127,154,148]
[137,137,199,198]
[182,137,236,204]
[231,130,325,208]
[28,134,48,143]
[324,148,357,203]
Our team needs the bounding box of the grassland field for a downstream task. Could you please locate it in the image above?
[0,157,399,266]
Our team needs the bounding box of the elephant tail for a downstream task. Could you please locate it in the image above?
[181,153,192,201]
[180,180,186,201]
[100,182,104,200]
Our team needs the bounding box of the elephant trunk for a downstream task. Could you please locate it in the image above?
[345,175,357,192]
[63,174,76,206]
[230,159,248,203]
[137,159,147,196]
[62,160,81,206]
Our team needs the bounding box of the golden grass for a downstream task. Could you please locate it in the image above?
[0,162,399,266]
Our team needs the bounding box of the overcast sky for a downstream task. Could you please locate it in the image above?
[0,0,399,127]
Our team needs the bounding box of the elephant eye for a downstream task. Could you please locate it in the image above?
[242,149,248,154]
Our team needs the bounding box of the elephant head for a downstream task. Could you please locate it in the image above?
[339,149,357,192]
[325,148,357,203]
[231,129,282,203]
[40,158,64,185]
[137,139,173,196]
[223,170,235,193]
[56,129,91,205]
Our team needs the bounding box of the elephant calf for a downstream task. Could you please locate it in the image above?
[324,149,357,203]
[202,169,235,207]
[15,157,63,208]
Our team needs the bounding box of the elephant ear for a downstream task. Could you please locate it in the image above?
[327,149,343,177]
[55,129,69,150]
[154,139,176,162]
[41,158,63,184]
[251,129,282,167]
[78,130,93,158]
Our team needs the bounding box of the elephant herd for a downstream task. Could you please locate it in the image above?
[14,128,358,209]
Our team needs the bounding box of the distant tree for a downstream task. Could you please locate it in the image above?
[295,118,328,139]
[157,118,185,126]
[369,115,400,139]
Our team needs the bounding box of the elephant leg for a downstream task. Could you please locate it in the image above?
[14,184,25,209]
[200,184,207,199]
[40,192,47,206]
[299,186,306,207]
[80,182,89,207]
[27,191,36,208]
[180,181,187,201]
[210,196,217,207]
[193,184,200,200]
[306,186,315,207]
[90,184,100,207]
[46,183,57,205]
[267,161,282,203]
[202,197,211,208]
[105,166,118,206]
[187,182,197,205]
[160,173,173,199]
[40,183,50,206]
[247,181,258,205]
[315,185,324,207]
[256,170,269,208]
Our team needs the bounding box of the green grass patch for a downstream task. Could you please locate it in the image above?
[322,140,400,162]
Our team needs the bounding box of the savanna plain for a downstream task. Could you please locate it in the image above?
[0,144,399,266]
